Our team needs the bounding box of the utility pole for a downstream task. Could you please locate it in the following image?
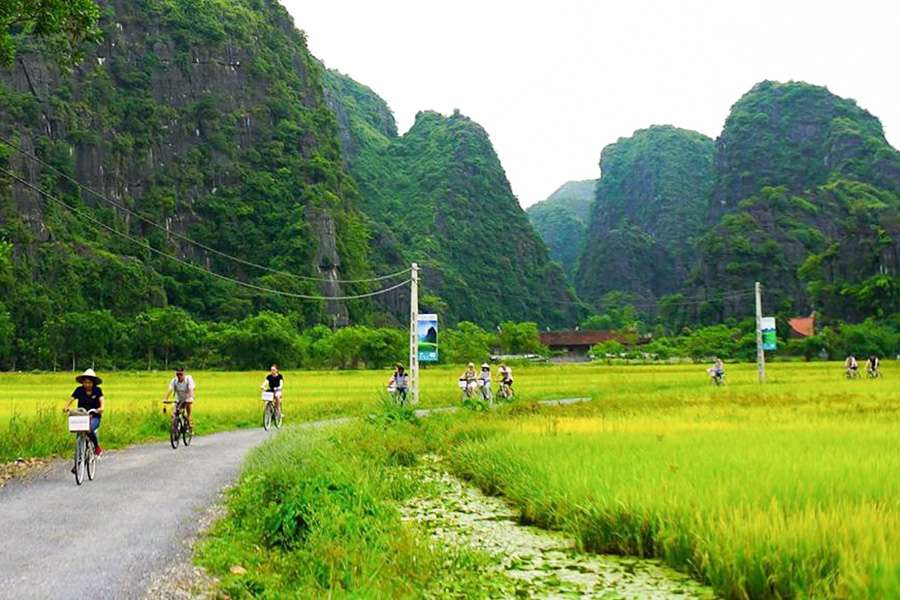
[409,263,420,405]
[755,281,765,383]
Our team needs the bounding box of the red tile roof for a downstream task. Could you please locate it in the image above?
[788,316,815,338]
[539,330,621,347]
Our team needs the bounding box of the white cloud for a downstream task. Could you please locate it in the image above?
[283,0,900,207]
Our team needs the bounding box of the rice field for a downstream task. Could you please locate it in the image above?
[435,361,900,598]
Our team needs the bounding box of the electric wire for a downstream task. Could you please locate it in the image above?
[0,134,410,284]
[0,166,411,301]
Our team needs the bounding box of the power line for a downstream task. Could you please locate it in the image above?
[0,134,410,284]
[0,166,411,301]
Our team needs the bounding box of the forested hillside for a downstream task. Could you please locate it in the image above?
[575,126,714,309]
[0,0,385,369]
[323,69,583,327]
[694,81,900,322]
[526,179,595,280]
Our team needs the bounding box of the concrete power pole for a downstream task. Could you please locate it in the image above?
[409,263,420,405]
[755,281,765,383]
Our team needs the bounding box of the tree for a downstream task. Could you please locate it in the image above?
[132,307,202,370]
[219,312,306,371]
[0,0,102,68]
[496,321,545,355]
[0,302,13,369]
[441,321,493,364]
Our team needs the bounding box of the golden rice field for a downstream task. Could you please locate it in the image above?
[435,361,900,598]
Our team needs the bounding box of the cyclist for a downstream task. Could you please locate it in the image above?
[163,367,195,428]
[63,369,105,457]
[845,355,859,378]
[460,362,477,399]
[498,363,514,398]
[479,363,492,401]
[866,354,880,378]
[388,363,409,404]
[262,364,284,415]
[706,357,725,384]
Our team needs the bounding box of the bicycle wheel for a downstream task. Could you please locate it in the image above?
[182,415,193,446]
[86,440,97,481]
[263,403,273,430]
[274,404,283,429]
[170,417,180,449]
[74,436,86,486]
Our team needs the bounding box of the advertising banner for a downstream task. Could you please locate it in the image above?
[761,316,777,351]
[417,314,438,362]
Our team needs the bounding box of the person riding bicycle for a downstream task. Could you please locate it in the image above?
[460,362,477,398]
[388,363,409,404]
[866,354,880,377]
[845,355,859,377]
[63,369,104,457]
[164,367,195,428]
[479,363,492,401]
[706,357,725,382]
[498,363,513,396]
[261,364,284,415]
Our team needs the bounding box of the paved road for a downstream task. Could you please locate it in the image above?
[0,398,590,599]
[0,426,279,600]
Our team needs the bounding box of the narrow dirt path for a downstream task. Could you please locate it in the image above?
[402,456,716,599]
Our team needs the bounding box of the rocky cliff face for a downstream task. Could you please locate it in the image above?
[695,81,900,321]
[526,180,596,280]
[575,125,714,309]
[324,68,583,326]
[0,0,374,330]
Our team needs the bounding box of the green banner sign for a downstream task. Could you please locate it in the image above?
[417,314,438,363]
[761,317,777,351]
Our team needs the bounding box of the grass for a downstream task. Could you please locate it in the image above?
[434,362,900,598]
[196,418,510,598]
[6,361,899,596]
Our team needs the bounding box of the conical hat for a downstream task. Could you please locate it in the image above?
[75,368,102,385]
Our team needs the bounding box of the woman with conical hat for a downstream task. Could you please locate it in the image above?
[63,369,106,457]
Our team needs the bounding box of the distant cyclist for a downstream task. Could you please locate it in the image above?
[498,363,514,398]
[707,357,725,384]
[163,367,195,428]
[388,363,409,404]
[460,362,477,399]
[866,354,880,378]
[845,355,859,378]
[262,364,284,415]
[63,369,105,457]
[479,363,493,402]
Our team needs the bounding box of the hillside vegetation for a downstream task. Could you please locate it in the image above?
[526,179,595,280]
[324,69,583,326]
[575,126,714,308]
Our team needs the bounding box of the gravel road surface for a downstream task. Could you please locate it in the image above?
[0,427,277,599]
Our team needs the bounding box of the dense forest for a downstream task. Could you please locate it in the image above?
[575,126,714,307]
[526,179,595,281]
[533,83,898,340]
[1,0,896,370]
[322,69,583,326]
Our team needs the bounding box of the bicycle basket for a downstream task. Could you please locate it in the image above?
[261,391,274,402]
[68,414,91,432]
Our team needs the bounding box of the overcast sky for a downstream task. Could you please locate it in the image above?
[282,0,899,208]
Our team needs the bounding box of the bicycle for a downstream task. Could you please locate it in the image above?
[67,408,99,486]
[480,380,493,405]
[866,368,881,380]
[262,390,283,430]
[710,372,725,386]
[845,368,860,380]
[459,378,477,403]
[497,380,514,401]
[163,400,193,449]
